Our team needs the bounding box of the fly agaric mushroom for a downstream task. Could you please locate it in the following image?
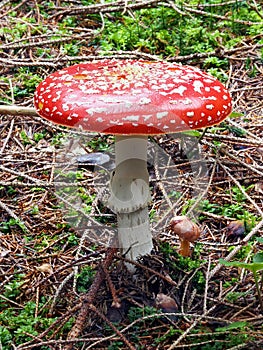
[34,59,232,265]
[169,216,201,257]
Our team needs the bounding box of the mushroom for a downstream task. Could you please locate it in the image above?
[169,216,201,257]
[34,59,232,265]
[155,293,178,321]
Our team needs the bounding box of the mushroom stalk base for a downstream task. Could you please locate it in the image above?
[108,136,153,267]
[179,239,191,257]
[117,207,152,262]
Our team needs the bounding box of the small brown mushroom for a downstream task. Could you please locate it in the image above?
[169,216,201,257]
[156,293,178,312]
[226,220,245,240]
[155,293,178,321]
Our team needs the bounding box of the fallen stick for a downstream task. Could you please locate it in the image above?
[0,104,38,116]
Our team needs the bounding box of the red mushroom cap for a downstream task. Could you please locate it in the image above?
[34,60,232,135]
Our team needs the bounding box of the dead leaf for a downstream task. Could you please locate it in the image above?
[35,263,53,274]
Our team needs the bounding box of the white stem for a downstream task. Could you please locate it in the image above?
[108,136,153,267]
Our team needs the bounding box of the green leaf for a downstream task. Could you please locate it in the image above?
[256,237,263,244]
[219,258,263,273]
[253,252,263,263]
[228,112,244,119]
[180,130,202,137]
[216,321,247,332]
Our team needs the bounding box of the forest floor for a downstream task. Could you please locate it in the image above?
[0,1,263,349]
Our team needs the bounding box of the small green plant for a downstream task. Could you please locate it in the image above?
[76,266,95,293]
[225,290,249,303]
[29,205,39,215]
[159,241,206,291]
[3,273,25,299]
[207,67,228,82]
[88,135,114,151]
[149,208,157,221]
[67,232,79,246]
[199,198,259,230]
[126,305,160,343]
[12,68,42,99]
[30,187,46,192]
[108,341,124,350]
[6,186,16,195]
[223,277,239,288]
[155,326,181,344]
[33,131,46,142]
[20,130,33,145]
[51,132,67,146]
[220,252,263,311]
[204,56,228,69]
[215,320,248,333]
[0,298,69,349]
[228,185,254,203]
[190,321,252,350]
[0,218,26,234]
[127,305,158,323]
